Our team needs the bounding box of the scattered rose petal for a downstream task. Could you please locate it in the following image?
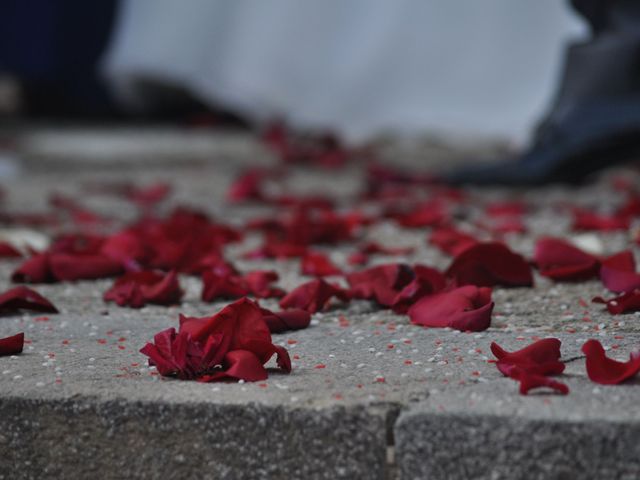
[592,290,640,314]
[428,227,478,256]
[0,332,24,356]
[0,286,58,313]
[491,338,565,376]
[261,308,311,333]
[599,250,640,293]
[347,263,415,307]
[279,279,349,313]
[582,339,640,384]
[408,285,493,332]
[572,208,629,232]
[104,270,183,308]
[143,298,291,382]
[505,366,569,395]
[301,251,342,276]
[446,242,533,287]
[534,237,600,281]
[201,270,284,302]
[0,242,22,258]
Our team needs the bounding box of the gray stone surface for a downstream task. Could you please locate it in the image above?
[0,126,639,479]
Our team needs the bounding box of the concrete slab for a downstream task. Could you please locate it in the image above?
[0,128,639,478]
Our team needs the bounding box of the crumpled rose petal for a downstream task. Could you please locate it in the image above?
[261,307,311,333]
[279,279,349,313]
[179,298,291,372]
[301,251,342,276]
[445,242,533,287]
[0,286,58,314]
[0,332,24,356]
[391,265,446,313]
[408,285,493,332]
[592,290,640,314]
[582,339,640,384]
[104,270,183,308]
[533,237,600,281]
[490,338,565,376]
[140,327,224,379]
[198,349,268,382]
[143,298,291,382]
[347,263,415,307]
[599,250,640,293]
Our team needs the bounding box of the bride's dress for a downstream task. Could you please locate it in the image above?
[101,0,585,143]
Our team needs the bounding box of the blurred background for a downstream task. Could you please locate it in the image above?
[3,0,638,184]
[0,0,585,141]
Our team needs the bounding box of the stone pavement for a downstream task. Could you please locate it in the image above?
[0,126,639,479]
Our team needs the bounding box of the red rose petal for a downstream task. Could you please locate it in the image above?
[0,332,24,356]
[582,339,640,385]
[279,279,349,313]
[490,338,565,376]
[0,242,22,258]
[199,350,268,382]
[301,251,342,277]
[506,366,569,395]
[261,308,311,333]
[408,286,493,332]
[104,270,183,308]
[445,242,533,287]
[592,290,640,314]
[391,265,446,313]
[599,250,640,293]
[429,227,478,256]
[347,263,415,307]
[572,208,629,232]
[533,237,600,281]
[0,286,58,313]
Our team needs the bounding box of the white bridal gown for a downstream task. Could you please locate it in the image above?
[102,0,586,144]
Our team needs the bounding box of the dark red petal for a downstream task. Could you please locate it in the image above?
[261,308,311,333]
[600,250,640,293]
[301,251,342,277]
[505,366,569,395]
[142,270,183,305]
[429,228,478,257]
[582,339,640,385]
[391,265,446,313]
[0,286,58,313]
[491,338,565,376]
[105,270,183,308]
[199,350,269,382]
[534,237,600,281]
[572,208,629,232]
[0,242,22,258]
[347,263,414,307]
[243,270,285,298]
[0,332,24,356]
[49,253,123,281]
[445,242,533,287]
[408,286,493,332]
[592,290,640,314]
[358,242,414,256]
[279,279,349,313]
[12,253,53,283]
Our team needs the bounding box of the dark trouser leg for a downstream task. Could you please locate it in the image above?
[446,0,640,185]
